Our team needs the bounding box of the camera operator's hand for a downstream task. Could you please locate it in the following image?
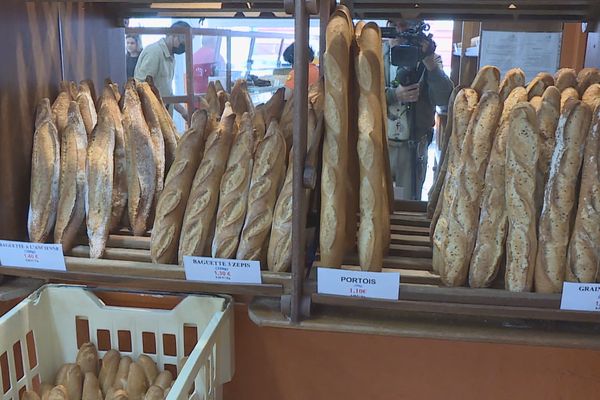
[422,54,439,72]
[395,83,420,104]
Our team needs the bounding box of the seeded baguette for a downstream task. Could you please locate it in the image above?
[52,81,72,138]
[498,68,525,101]
[145,76,178,173]
[534,86,561,208]
[577,67,600,97]
[470,65,500,95]
[561,87,580,110]
[582,83,600,108]
[527,72,554,99]
[554,68,578,92]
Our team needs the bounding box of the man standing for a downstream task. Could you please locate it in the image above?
[385,19,453,200]
[134,20,190,119]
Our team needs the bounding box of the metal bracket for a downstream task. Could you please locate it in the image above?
[281,294,312,320]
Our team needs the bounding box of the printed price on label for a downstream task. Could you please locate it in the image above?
[0,240,66,271]
[317,268,400,300]
[183,256,262,284]
[560,282,600,312]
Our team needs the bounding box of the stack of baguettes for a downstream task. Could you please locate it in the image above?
[28,77,179,259]
[430,66,600,292]
[319,6,393,272]
[150,79,324,270]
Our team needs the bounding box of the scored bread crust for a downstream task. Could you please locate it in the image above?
[535,99,593,293]
[577,67,600,97]
[498,68,525,101]
[566,102,600,283]
[236,120,287,262]
[554,68,578,92]
[561,87,580,110]
[468,87,527,288]
[52,82,71,139]
[212,112,256,259]
[440,91,503,287]
[534,86,561,208]
[178,106,236,262]
[470,65,500,95]
[205,82,221,117]
[431,88,479,275]
[582,83,600,108]
[527,72,555,99]
[504,102,540,292]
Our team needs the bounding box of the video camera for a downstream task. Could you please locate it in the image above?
[381,22,436,86]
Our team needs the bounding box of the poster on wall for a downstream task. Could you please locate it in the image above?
[479,30,562,82]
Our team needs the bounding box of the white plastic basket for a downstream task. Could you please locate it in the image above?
[0,285,234,400]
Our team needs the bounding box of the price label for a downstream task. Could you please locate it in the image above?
[0,240,66,271]
[560,282,600,312]
[317,268,400,300]
[183,256,262,284]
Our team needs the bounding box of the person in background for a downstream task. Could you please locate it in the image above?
[283,43,320,91]
[384,18,453,200]
[134,20,190,119]
[126,34,142,78]
[193,35,226,94]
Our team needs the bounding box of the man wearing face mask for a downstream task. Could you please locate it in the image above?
[134,20,190,119]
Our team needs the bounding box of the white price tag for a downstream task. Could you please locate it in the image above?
[317,268,400,300]
[183,256,262,284]
[560,282,600,312]
[0,240,66,271]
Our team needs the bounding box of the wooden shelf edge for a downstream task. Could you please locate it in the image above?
[0,276,45,301]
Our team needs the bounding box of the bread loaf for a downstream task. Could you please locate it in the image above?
[554,68,577,92]
[55,101,87,252]
[471,65,500,95]
[113,356,132,390]
[215,80,225,93]
[77,89,97,139]
[469,87,527,288]
[431,88,479,274]
[498,68,525,101]
[52,81,72,137]
[55,364,83,400]
[22,391,41,400]
[151,110,209,264]
[144,386,164,400]
[122,80,156,236]
[126,362,148,400]
[76,343,99,376]
[152,371,172,391]
[85,103,115,258]
[441,91,502,286]
[320,9,353,268]
[582,83,600,107]
[566,101,600,283]
[28,98,60,243]
[561,87,580,110]
[577,67,600,96]
[535,86,561,205]
[99,349,120,395]
[137,355,158,387]
[82,372,102,400]
[535,99,592,293]
[179,105,235,262]
[47,385,69,400]
[230,79,255,121]
[105,389,128,400]
[40,383,53,399]
[262,87,285,125]
[237,120,286,262]
[505,103,540,292]
[267,150,294,272]
[205,82,220,117]
[217,90,228,115]
[527,72,554,99]
[253,105,267,143]
[529,96,542,109]
[212,112,256,258]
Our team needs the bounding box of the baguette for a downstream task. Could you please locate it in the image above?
[122,80,156,236]
[151,110,210,264]
[76,342,99,376]
[28,98,60,243]
[566,101,600,282]
[145,76,178,173]
[554,68,577,92]
[217,90,228,115]
[77,89,97,139]
[535,86,561,204]
[230,79,255,121]
[205,81,220,117]
[320,10,353,268]
[215,80,225,93]
[212,112,256,258]
[137,355,158,387]
[40,383,53,399]
[498,68,525,101]
[105,389,128,400]
[582,83,600,107]
[144,386,164,400]
[179,105,236,262]
[82,372,102,400]
[138,82,166,204]
[47,386,69,400]
[54,102,87,252]
[577,67,600,96]
[262,87,285,125]
[527,72,554,99]
[80,80,97,107]
[99,349,120,395]
[441,91,503,286]
[561,87,580,110]
[55,364,83,400]
[236,120,287,262]
[52,81,72,137]
[85,103,115,258]
[431,88,479,274]
[279,92,293,148]
[505,102,540,292]
[535,99,592,293]
[469,87,527,288]
[126,363,148,400]
[529,96,542,110]
[113,356,132,390]
[470,65,500,95]
[152,371,172,391]
[22,391,41,400]
[253,105,267,143]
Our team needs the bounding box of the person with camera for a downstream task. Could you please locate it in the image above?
[384,19,453,200]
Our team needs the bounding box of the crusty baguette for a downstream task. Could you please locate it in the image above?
[137,355,158,387]
[99,349,120,395]
[151,110,209,264]
[529,96,542,110]
[441,91,502,286]
[215,79,225,93]
[179,105,236,262]
[122,80,156,236]
[55,364,83,400]
[152,371,172,391]
[47,385,69,400]
[263,87,286,125]
[85,103,115,258]
[470,65,500,95]
[554,68,577,92]
[212,112,256,258]
[145,76,178,173]
[230,79,255,121]
[498,68,525,101]
[76,342,99,376]
[217,90,228,115]
[468,87,527,288]
[113,356,132,390]
[28,98,60,243]
[126,362,148,400]
[52,81,72,137]
[54,101,87,252]
[138,82,166,206]
[105,389,128,400]
[279,92,293,147]
[77,89,97,139]
[80,80,97,106]
[320,10,353,268]
[22,391,41,400]
[566,101,600,282]
[253,105,267,143]
[582,83,600,108]
[144,386,164,400]
[236,120,287,262]
[535,86,561,206]
[535,99,592,293]
[504,102,540,292]
[561,87,579,110]
[82,372,102,400]
[205,81,220,117]
[577,67,600,96]
[431,88,479,274]
[527,72,554,99]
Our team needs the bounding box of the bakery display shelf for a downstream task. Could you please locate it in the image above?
[0,232,291,297]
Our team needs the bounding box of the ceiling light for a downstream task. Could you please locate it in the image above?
[508,3,517,9]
